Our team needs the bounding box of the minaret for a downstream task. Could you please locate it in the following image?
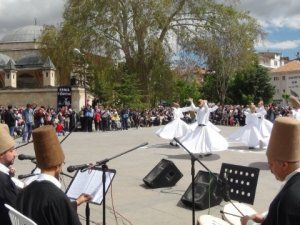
[42,56,56,87]
[4,59,17,88]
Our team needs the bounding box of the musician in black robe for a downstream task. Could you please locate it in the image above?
[241,117,300,225]
[16,125,90,225]
[0,124,18,225]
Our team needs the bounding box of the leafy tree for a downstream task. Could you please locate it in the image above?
[226,60,275,105]
[173,79,201,104]
[184,4,262,104]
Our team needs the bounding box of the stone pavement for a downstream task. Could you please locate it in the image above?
[14,125,281,225]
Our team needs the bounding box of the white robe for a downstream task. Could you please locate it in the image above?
[156,106,191,140]
[179,102,228,154]
[291,109,300,120]
[189,105,221,132]
[256,106,273,148]
[229,112,263,148]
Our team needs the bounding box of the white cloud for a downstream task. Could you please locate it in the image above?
[256,39,300,50]
[238,0,300,30]
[0,0,65,35]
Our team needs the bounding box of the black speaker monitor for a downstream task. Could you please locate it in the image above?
[143,159,183,188]
[181,170,222,210]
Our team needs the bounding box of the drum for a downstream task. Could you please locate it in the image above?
[222,202,257,225]
[198,215,230,225]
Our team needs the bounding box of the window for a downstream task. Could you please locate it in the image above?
[283,89,286,93]
[282,76,285,80]
[46,72,48,77]
[6,74,9,79]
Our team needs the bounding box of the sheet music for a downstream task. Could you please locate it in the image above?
[66,169,115,204]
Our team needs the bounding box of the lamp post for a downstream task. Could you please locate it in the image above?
[73,48,87,107]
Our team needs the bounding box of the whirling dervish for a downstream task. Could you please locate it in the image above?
[256,100,273,148]
[189,103,221,132]
[229,104,263,149]
[156,101,191,146]
[179,98,228,156]
[289,95,300,120]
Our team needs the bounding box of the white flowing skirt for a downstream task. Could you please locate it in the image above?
[155,118,190,140]
[229,124,263,148]
[258,119,273,137]
[190,121,221,132]
[179,125,228,154]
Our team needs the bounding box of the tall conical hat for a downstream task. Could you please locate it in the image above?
[289,96,300,109]
[0,124,15,154]
[267,117,300,161]
[32,125,65,169]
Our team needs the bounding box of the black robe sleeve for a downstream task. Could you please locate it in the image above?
[0,172,19,225]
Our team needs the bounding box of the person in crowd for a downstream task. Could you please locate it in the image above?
[180,98,228,156]
[266,103,276,123]
[84,104,94,132]
[94,106,101,131]
[0,124,18,225]
[4,105,16,137]
[289,95,300,120]
[16,125,91,225]
[241,117,300,225]
[156,101,191,146]
[22,103,34,143]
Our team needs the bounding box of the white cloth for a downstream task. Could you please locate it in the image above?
[256,106,273,148]
[291,109,300,120]
[179,102,228,154]
[36,173,62,189]
[0,163,24,188]
[156,106,191,140]
[229,112,263,148]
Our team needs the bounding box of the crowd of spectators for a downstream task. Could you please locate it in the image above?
[0,102,293,140]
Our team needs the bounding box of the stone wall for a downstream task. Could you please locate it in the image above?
[0,87,93,112]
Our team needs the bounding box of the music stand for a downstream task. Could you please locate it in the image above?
[66,168,116,225]
[219,163,260,205]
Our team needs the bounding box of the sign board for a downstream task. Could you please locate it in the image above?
[57,86,72,108]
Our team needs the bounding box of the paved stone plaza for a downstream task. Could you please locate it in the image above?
[14,125,280,225]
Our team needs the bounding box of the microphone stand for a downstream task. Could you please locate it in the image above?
[94,142,148,225]
[173,138,244,225]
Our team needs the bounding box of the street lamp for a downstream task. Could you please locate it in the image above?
[73,48,87,107]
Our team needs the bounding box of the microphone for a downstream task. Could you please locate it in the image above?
[18,173,38,179]
[18,154,36,161]
[67,164,93,173]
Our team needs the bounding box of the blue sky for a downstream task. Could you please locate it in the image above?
[238,0,300,59]
[0,0,299,59]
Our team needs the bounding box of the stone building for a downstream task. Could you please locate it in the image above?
[270,60,300,105]
[0,25,90,111]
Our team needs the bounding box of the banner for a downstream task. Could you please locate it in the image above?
[57,86,72,108]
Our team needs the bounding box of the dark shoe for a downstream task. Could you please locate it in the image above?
[198,154,204,158]
[204,153,212,157]
[248,147,254,149]
[170,142,175,146]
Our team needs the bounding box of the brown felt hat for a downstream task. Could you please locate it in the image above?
[289,96,300,109]
[0,124,15,154]
[32,125,65,169]
[267,117,300,161]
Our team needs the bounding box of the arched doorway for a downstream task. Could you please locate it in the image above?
[17,73,37,88]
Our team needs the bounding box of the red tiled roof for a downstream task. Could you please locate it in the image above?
[271,60,300,74]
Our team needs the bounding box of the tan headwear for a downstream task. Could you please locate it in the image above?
[172,102,180,108]
[32,125,65,169]
[250,104,256,113]
[288,96,300,109]
[267,117,300,161]
[0,124,15,154]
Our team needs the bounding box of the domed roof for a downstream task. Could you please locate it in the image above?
[1,25,44,43]
[16,54,44,67]
[0,53,12,66]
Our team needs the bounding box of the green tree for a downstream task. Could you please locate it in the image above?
[41,0,256,103]
[185,4,262,103]
[173,79,201,104]
[227,60,275,105]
